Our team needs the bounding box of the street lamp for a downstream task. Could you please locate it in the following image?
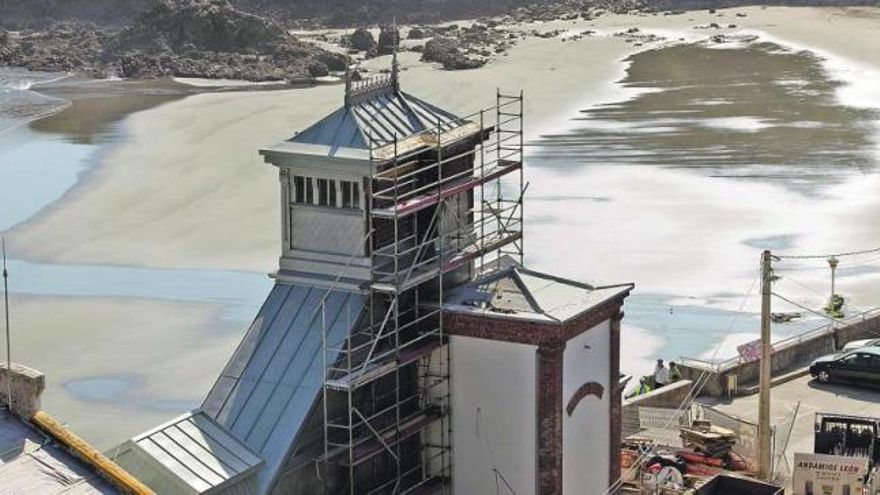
[828,256,839,300]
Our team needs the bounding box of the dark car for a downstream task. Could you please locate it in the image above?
[810,347,880,386]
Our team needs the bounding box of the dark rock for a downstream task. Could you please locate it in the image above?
[377,25,399,55]
[407,27,426,40]
[347,27,376,52]
[111,0,285,55]
[307,61,329,77]
[1,0,349,83]
[421,36,484,70]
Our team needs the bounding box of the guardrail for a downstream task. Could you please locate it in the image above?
[679,307,880,373]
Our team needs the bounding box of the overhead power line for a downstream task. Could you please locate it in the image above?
[776,246,880,260]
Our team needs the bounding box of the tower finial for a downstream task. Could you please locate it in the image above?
[391,16,400,91]
[344,63,352,106]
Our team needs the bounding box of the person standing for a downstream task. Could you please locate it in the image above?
[654,359,669,388]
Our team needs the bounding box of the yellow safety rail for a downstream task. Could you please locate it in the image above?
[31,410,155,495]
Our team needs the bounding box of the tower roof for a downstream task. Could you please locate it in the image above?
[444,258,634,324]
[291,81,462,151]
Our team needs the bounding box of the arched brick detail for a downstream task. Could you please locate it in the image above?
[565,381,605,417]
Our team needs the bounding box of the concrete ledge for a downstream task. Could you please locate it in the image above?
[623,379,694,410]
[735,367,811,396]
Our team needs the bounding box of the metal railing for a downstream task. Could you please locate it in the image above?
[680,307,880,373]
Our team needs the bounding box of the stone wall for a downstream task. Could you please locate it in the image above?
[0,362,45,418]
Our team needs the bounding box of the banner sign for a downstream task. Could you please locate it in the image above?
[737,339,776,363]
[792,452,868,495]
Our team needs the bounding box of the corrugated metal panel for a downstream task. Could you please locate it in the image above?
[291,90,462,151]
[202,282,364,493]
[130,411,262,494]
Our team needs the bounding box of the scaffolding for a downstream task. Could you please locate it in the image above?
[321,90,525,495]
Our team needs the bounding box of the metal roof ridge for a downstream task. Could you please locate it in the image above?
[509,267,549,318]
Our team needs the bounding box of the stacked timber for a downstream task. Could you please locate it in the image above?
[679,420,737,458]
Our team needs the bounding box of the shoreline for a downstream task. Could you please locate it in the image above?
[1,5,879,378]
[1,5,879,448]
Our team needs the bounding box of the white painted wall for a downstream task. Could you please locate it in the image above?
[563,320,611,495]
[451,336,537,495]
[287,207,364,256]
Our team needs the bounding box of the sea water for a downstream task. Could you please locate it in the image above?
[527,39,880,368]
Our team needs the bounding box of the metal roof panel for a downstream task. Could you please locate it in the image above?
[132,411,262,493]
[290,89,463,152]
[201,282,365,493]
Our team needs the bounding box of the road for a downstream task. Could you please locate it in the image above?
[700,374,880,478]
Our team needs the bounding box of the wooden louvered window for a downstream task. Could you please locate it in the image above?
[291,175,356,209]
[292,176,305,203]
[305,177,314,204]
[317,178,337,207]
[341,181,360,209]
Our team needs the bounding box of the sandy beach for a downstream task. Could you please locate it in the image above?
[2,5,880,448]
[5,7,879,273]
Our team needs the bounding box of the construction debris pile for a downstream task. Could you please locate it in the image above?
[620,418,756,494]
[680,421,737,458]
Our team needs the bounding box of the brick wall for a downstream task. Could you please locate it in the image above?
[444,295,628,494]
[537,344,564,495]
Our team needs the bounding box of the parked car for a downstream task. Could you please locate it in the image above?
[810,347,880,386]
[843,338,880,353]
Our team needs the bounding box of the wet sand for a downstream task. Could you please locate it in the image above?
[8,294,242,450]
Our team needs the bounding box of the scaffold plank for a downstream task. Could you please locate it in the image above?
[325,338,444,391]
[372,159,522,219]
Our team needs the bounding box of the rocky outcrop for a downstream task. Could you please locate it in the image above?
[421,37,485,70]
[110,0,285,54]
[3,0,879,30]
[0,24,112,77]
[346,28,377,52]
[407,27,427,40]
[1,0,348,82]
[377,26,399,55]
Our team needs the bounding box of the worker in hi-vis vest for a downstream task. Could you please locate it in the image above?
[626,376,652,399]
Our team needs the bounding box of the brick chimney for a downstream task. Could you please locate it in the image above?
[0,362,45,418]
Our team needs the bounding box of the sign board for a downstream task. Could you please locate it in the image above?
[737,339,776,363]
[792,452,869,495]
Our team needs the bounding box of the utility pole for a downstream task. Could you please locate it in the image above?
[2,239,11,413]
[758,250,773,480]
